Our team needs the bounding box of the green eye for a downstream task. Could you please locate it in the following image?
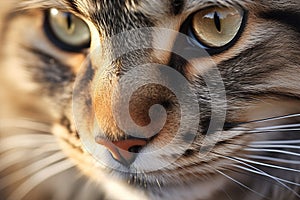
[45,8,91,51]
[191,6,244,49]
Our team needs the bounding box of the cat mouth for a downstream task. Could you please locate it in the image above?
[104,132,246,186]
[110,168,178,189]
[109,155,229,190]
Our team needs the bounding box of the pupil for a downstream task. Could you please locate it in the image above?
[66,13,72,30]
[214,11,221,32]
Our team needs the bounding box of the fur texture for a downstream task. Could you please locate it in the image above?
[0,0,300,199]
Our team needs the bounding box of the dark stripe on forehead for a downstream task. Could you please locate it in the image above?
[260,10,300,33]
[172,0,185,15]
[65,0,81,14]
[86,0,154,37]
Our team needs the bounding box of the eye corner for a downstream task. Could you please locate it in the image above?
[43,8,91,53]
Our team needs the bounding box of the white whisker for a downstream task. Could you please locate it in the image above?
[213,152,300,198]
[232,164,300,187]
[236,113,300,125]
[172,162,238,200]
[0,119,51,133]
[253,123,300,130]
[0,134,56,152]
[0,151,67,190]
[233,156,300,173]
[248,129,300,133]
[221,188,234,200]
[7,159,75,200]
[243,154,300,165]
[229,123,300,135]
[244,148,300,157]
[214,168,268,199]
[251,140,300,145]
[0,145,60,172]
[234,123,300,132]
[248,144,300,150]
[76,178,97,200]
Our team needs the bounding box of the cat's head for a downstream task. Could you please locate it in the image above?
[1,0,300,199]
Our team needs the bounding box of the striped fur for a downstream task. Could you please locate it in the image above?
[0,0,300,199]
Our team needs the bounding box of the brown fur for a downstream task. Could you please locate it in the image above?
[1,0,300,200]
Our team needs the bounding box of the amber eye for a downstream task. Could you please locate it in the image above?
[191,6,244,49]
[45,8,91,51]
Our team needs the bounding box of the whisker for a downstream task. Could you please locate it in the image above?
[244,148,300,157]
[171,162,236,200]
[0,134,56,152]
[224,122,300,136]
[232,123,300,131]
[0,133,54,140]
[233,156,300,173]
[75,177,99,200]
[252,123,300,130]
[229,127,300,134]
[251,140,300,145]
[0,142,60,158]
[0,151,67,190]
[244,155,300,165]
[155,179,162,189]
[247,128,300,134]
[213,168,269,199]
[7,159,75,200]
[221,187,234,200]
[248,144,300,150]
[219,141,300,157]
[0,145,60,172]
[218,142,300,161]
[212,152,300,198]
[232,113,300,126]
[0,119,51,133]
[232,164,300,187]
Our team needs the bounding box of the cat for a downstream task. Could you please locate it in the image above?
[0,0,300,200]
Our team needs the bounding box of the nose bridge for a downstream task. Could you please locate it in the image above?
[91,49,149,140]
[89,30,153,79]
[89,22,179,142]
[92,66,170,141]
[90,26,161,140]
[91,82,121,142]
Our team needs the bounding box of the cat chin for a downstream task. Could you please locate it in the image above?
[101,168,230,200]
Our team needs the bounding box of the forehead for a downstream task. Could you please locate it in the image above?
[72,0,249,16]
[22,0,299,15]
[21,0,298,37]
[66,0,249,36]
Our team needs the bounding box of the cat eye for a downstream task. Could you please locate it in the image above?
[44,8,91,52]
[189,6,245,51]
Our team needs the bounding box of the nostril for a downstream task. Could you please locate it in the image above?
[128,145,143,153]
[161,100,172,110]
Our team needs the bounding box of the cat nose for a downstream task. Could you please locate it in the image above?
[96,137,147,166]
[94,81,172,140]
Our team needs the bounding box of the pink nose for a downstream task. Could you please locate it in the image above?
[96,138,147,166]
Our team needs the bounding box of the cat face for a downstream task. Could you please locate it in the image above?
[1,0,300,199]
